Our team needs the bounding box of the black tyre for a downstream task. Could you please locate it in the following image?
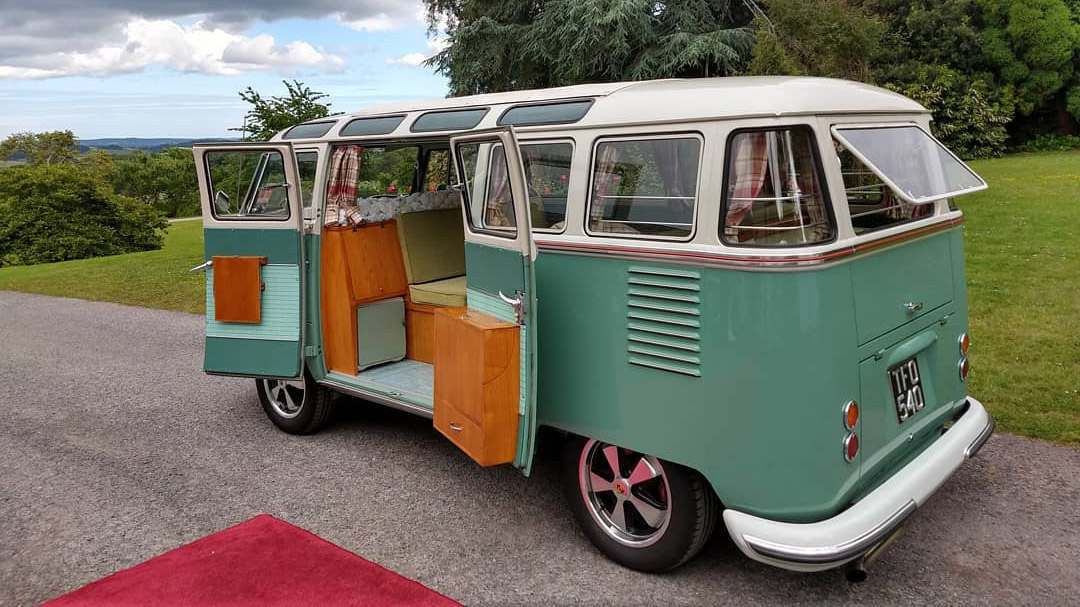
[254,368,335,435]
[562,435,719,572]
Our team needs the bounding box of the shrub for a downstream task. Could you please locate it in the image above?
[1018,133,1080,152]
[886,66,1013,159]
[0,164,167,266]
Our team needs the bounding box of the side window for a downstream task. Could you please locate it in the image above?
[587,136,700,239]
[205,149,290,220]
[356,146,420,197]
[421,149,456,192]
[521,142,572,231]
[836,145,935,234]
[721,128,834,246]
[296,151,318,209]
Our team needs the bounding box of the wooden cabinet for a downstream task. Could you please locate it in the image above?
[320,223,409,375]
[433,307,520,466]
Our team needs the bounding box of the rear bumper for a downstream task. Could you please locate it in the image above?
[722,396,994,572]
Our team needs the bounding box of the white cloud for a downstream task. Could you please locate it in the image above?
[334,13,397,32]
[0,18,344,79]
[386,37,447,68]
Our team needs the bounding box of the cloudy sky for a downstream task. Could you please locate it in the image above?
[0,0,449,138]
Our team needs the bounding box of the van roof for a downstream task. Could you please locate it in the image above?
[276,76,926,141]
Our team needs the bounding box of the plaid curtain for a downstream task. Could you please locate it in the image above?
[324,145,363,226]
[792,133,827,229]
[726,133,768,227]
[589,144,636,234]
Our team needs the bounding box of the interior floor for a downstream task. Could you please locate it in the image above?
[354,359,434,405]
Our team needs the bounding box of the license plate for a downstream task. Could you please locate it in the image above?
[889,357,926,424]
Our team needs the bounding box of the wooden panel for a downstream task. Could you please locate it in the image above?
[340,221,409,304]
[212,255,265,323]
[433,307,520,466]
[405,298,437,364]
[320,228,358,374]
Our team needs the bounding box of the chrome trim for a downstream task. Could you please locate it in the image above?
[742,500,917,565]
[188,260,213,273]
[964,416,995,458]
[842,400,858,431]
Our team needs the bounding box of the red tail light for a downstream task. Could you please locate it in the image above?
[959,333,971,356]
[843,433,859,462]
[959,357,970,381]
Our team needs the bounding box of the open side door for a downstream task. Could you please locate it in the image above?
[449,128,539,473]
[192,142,305,379]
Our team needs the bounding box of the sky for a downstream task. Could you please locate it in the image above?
[0,0,450,139]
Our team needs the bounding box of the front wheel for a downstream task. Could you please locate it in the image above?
[562,436,719,572]
[255,369,335,435]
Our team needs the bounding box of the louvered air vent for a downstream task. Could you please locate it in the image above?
[625,266,701,377]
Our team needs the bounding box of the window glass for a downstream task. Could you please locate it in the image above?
[521,142,572,230]
[205,149,290,220]
[339,115,405,137]
[421,149,455,193]
[355,146,419,197]
[498,100,593,126]
[456,141,517,237]
[296,151,318,209]
[721,128,833,246]
[283,121,334,139]
[588,137,700,238]
[833,126,985,203]
[837,146,934,234]
[411,108,488,132]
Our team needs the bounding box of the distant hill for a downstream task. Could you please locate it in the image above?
[79,137,239,153]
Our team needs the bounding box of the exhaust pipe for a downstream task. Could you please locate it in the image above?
[845,526,906,583]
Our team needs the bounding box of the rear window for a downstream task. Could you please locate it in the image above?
[832,125,986,204]
[836,146,934,234]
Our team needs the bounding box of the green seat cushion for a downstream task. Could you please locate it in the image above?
[396,209,466,284]
[408,276,467,307]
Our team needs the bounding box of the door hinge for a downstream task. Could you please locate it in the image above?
[304,345,318,357]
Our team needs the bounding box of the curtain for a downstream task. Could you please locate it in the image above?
[725,133,768,227]
[590,143,640,233]
[324,145,363,226]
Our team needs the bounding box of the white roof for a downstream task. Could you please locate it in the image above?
[277,77,926,141]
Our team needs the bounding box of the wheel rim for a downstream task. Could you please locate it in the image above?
[578,439,672,548]
[261,378,306,419]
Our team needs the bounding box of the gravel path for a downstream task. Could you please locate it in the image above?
[1,290,1077,606]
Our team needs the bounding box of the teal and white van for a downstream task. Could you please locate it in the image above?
[192,77,994,575]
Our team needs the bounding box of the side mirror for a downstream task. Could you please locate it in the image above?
[214,190,230,215]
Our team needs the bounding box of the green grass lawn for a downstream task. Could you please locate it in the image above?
[0,219,205,313]
[963,150,1079,446]
[0,151,1078,445]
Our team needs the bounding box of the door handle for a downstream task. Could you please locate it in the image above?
[498,290,527,325]
[189,260,213,273]
[904,301,924,313]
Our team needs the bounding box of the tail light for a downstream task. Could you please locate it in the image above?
[959,357,970,381]
[843,400,859,431]
[959,333,970,356]
[843,433,859,462]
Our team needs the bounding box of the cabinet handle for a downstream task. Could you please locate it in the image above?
[448,423,463,432]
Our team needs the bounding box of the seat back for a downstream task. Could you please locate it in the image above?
[395,208,466,284]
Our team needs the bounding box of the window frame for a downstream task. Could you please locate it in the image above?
[410,107,490,133]
[455,139,519,240]
[497,138,575,235]
[204,148,292,222]
[583,131,704,243]
[718,125,838,249]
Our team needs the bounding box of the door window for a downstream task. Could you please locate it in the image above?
[587,136,701,239]
[296,151,318,210]
[456,141,518,237]
[521,142,572,231]
[205,149,291,220]
[721,127,834,246]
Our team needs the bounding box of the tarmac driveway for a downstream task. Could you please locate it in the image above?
[1,291,1078,605]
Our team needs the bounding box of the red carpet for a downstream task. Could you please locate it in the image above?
[45,515,460,606]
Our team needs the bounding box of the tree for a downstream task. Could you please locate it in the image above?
[0,130,79,166]
[978,0,1079,131]
[424,0,756,95]
[743,0,885,81]
[232,79,336,141]
[112,148,201,218]
[0,164,167,266]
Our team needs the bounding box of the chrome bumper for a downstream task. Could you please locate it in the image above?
[722,396,994,572]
